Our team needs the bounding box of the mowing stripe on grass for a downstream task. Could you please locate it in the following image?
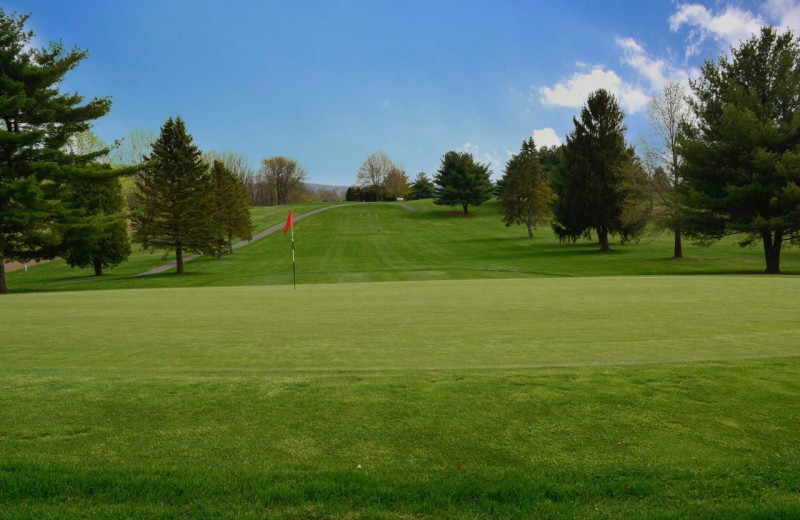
[2,276,799,372]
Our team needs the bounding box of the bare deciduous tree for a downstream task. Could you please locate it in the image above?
[646,81,694,258]
[110,128,156,167]
[356,151,396,201]
[258,156,307,206]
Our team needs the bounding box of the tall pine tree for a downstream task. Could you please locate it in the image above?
[209,159,253,256]
[499,137,554,238]
[131,117,214,274]
[62,171,131,276]
[61,131,132,276]
[0,10,112,293]
[551,89,648,250]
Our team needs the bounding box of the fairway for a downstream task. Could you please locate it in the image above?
[2,276,800,518]
[6,200,797,293]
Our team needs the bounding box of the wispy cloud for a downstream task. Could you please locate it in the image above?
[766,0,800,30]
[462,142,504,176]
[670,3,765,57]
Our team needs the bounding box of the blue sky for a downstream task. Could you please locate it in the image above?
[10,0,800,184]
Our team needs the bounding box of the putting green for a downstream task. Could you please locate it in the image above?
[3,275,798,372]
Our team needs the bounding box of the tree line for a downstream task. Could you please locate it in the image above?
[367,26,800,274]
[3,7,799,295]
[0,10,254,291]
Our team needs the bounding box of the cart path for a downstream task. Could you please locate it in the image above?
[135,202,414,276]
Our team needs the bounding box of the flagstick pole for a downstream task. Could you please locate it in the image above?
[291,225,296,290]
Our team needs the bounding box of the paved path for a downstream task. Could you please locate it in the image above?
[135,202,414,276]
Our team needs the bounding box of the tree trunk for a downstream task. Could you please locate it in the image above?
[0,263,7,295]
[462,202,469,214]
[93,257,103,277]
[762,229,782,274]
[598,228,611,252]
[176,242,184,274]
[673,225,683,259]
[526,204,534,238]
[0,230,7,294]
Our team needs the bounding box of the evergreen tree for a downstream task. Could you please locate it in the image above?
[433,151,493,214]
[680,27,800,273]
[131,117,214,274]
[408,173,435,200]
[60,131,132,276]
[62,172,131,276]
[209,159,253,256]
[0,10,112,293]
[551,89,648,250]
[499,138,554,238]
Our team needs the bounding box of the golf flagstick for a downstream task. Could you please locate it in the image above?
[283,210,295,289]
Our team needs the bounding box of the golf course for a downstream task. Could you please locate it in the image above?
[2,201,799,519]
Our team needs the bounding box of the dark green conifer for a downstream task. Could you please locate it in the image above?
[433,152,493,214]
[209,159,253,256]
[551,89,647,250]
[132,117,214,274]
[0,10,112,293]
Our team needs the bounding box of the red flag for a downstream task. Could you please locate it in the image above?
[283,210,293,234]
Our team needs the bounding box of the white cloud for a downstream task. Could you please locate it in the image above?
[539,67,650,114]
[615,36,699,93]
[766,0,800,31]
[532,128,562,148]
[670,3,765,56]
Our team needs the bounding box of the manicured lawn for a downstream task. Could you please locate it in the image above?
[6,199,797,293]
[1,277,799,518]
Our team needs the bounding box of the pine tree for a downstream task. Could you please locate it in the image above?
[60,131,132,276]
[0,10,112,293]
[499,138,554,238]
[131,117,215,274]
[681,27,800,273]
[433,151,493,214]
[62,172,131,276]
[551,89,648,250]
[209,159,253,256]
[408,173,435,200]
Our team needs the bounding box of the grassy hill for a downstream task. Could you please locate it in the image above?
[6,199,796,293]
[2,201,799,518]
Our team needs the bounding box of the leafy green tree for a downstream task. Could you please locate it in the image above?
[551,89,648,250]
[131,117,214,274]
[61,131,131,276]
[408,172,435,200]
[209,159,253,256]
[680,27,800,273]
[433,151,493,214]
[499,138,554,238]
[385,166,410,200]
[0,10,112,293]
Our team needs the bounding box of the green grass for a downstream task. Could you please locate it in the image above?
[2,278,800,518]
[6,199,797,293]
[3,201,800,517]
